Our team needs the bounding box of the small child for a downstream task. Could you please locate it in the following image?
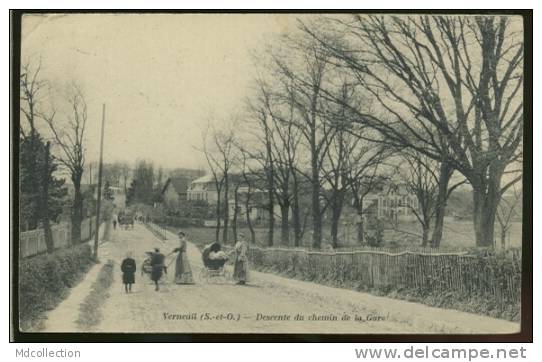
[121,251,137,293]
[209,250,228,260]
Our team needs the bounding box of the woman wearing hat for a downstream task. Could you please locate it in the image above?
[172,231,195,284]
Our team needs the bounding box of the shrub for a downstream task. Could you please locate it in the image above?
[19,243,94,331]
[366,217,384,246]
[152,215,204,228]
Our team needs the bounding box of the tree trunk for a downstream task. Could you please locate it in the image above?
[244,191,256,244]
[292,178,302,247]
[71,175,83,244]
[311,153,322,249]
[500,227,506,250]
[431,160,452,248]
[41,142,53,252]
[267,185,275,247]
[292,202,301,247]
[357,218,364,244]
[472,183,499,247]
[280,202,290,246]
[232,185,239,242]
[353,196,365,244]
[215,188,221,244]
[421,224,430,247]
[267,163,275,246]
[330,196,344,249]
[222,177,229,245]
[431,209,444,248]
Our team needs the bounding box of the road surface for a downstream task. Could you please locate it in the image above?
[43,223,519,334]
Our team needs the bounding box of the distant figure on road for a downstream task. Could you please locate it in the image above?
[232,234,249,285]
[121,251,136,293]
[173,231,195,284]
[150,248,166,291]
[113,219,117,231]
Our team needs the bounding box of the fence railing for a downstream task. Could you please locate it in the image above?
[247,246,522,305]
[19,217,97,258]
[144,221,167,241]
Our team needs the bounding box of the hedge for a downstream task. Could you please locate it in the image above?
[18,243,95,331]
[151,215,204,228]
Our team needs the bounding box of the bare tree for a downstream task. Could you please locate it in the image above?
[43,85,88,244]
[239,150,257,244]
[302,15,523,247]
[202,123,236,244]
[39,142,54,251]
[249,79,308,246]
[255,105,277,247]
[398,150,467,247]
[496,185,522,249]
[397,152,440,246]
[319,80,385,248]
[20,61,44,232]
[345,144,389,245]
[269,31,338,249]
[20,62,45,141]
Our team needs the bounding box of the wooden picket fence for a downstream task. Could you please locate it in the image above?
[19,217,97,258]
[247,246,522,304]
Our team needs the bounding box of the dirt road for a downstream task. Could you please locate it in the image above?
[45,223,519,334]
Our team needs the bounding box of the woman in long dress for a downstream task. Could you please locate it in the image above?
[232,234,249,285]
[173,231,195,284]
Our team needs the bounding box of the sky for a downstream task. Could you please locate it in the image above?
[21,13,300,170]
[20,13,523,189]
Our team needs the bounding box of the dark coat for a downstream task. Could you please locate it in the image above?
[121,258,137,284]
[150,252,166,282]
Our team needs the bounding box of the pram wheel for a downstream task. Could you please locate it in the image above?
[200,266,228,284]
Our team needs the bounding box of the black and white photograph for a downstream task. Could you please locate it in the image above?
[10,10,531,341]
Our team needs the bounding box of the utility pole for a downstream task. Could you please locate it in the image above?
[93,104,106,261]
[42,141,53,252]
[89,162,93,237]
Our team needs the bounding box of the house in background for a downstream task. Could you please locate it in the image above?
[187,174,218,203]
[187,174,288,223]
[364,183,419,222]
[161,177,192,210]
[227,186,290,223]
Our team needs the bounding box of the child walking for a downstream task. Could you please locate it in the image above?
[121,251,137,293]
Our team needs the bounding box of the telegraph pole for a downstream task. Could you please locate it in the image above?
[93,104,106,261]
[89,162,93,235]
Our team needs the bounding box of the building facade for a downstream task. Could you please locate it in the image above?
[186,174,219,204]
[161,177,192,210]
[365,183,419,221]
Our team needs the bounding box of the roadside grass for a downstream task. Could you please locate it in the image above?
[76,260,115,331]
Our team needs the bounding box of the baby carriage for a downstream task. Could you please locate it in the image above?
[200,243,229,282]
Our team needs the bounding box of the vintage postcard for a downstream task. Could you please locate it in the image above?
[11,11,530,341]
